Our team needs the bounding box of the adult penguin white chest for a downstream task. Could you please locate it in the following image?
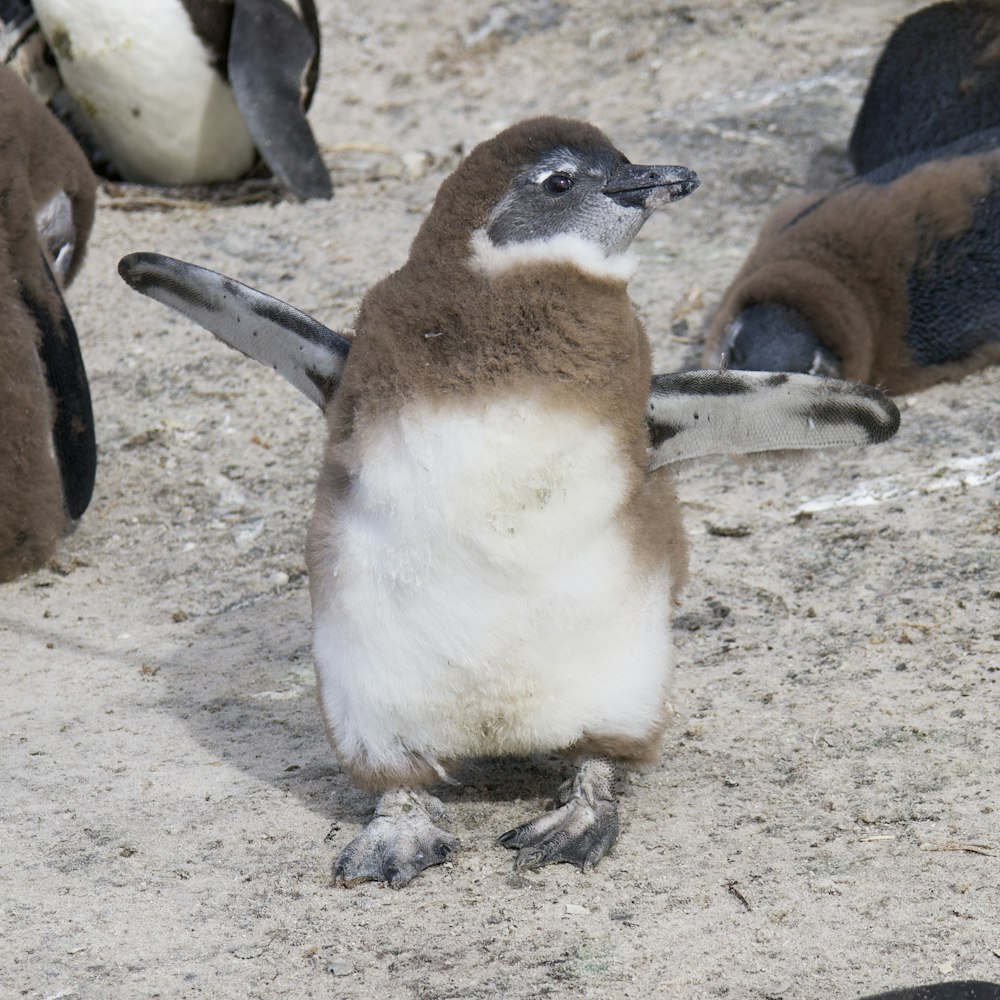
[31,0,328,196]
[33,0,255,185]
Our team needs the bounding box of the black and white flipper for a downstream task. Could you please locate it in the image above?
[228,0,331,201]
[646,369,900,469]
[118,251,350,409]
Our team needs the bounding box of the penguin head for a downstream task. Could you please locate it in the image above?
[411,117,699,265]
[718,302,841,377]
[484,135,699,255]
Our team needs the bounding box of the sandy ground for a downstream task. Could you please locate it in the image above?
[2,2,999,997]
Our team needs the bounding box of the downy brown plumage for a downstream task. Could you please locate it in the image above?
[0,62,96,582]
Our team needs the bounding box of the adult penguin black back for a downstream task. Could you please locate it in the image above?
[849,1,1000,174]
[0,62,96,581]
[28,0,330,199]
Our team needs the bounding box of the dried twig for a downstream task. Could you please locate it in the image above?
[724,879,752,911]
[919,841,994,856]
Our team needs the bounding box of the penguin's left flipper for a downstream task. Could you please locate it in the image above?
[334,789,459,889]
[228,0,331,201]
[28,253,97,520]
[646,369,900,469]
[118,252,350,409]
[497,758,619,872]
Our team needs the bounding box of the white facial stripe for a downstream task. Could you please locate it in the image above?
[469,228,638,283]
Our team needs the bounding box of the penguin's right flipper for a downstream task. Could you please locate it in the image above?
[227,0,332,200]
[118,252,350,409]
[646,369,900,469]
[26,253,97,520]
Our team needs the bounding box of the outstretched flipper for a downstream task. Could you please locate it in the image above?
[334,789,459,889]
[118,252,350,409]
[497,758,619,872]
[646,369,900,469]
[228,0,331,200]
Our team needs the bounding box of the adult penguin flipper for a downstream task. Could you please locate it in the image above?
[118,252,350,409]
[228,0,332,200]
[30,254,97,521]
[646,370,899,469]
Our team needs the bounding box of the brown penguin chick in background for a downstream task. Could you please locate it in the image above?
[703,128,1000,394]
[0,62,97,582]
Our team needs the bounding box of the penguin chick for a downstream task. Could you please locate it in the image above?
[29,0,330,199]
[0,62,97,582]
[705,127,1000,394]
[849,1,1000,174]
[119,116,900,888]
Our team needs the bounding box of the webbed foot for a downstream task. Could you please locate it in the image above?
[497,758,619,872]
[334,789,459,888]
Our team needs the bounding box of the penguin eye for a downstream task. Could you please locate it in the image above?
[542,173,574,195]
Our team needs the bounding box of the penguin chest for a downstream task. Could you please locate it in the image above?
[33,0,257,184]
[310,396,675,776]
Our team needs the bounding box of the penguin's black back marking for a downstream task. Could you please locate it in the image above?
[179,0,234,77]
[849,1,1000,173]
[23,253,97,520]
[906,172,1000,366]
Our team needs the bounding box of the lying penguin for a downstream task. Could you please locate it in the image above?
[119,116,899,886]
[705,2,1000,392]
[13,0,330,199]
[704,126,1000,393]
[849,0,1000,174]
[0,63,97,582]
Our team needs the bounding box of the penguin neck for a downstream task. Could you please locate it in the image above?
[467,229,638,284]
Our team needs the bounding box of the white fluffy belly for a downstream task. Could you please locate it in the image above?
[311,397,674,774]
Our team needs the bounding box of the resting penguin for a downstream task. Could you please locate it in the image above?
[26,0,330,199]
[0,62,97,582]
[119,116,900,887]
[704,127,1000,394]
[849,0,1000,174]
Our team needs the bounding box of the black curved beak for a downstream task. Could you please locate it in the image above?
[603,162,700,209]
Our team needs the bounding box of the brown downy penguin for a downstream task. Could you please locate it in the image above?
[849,1,1000,174]
[703,128,1000,394]
[119,116,900,887]
[0,61,97,582]
[21,0,330,199]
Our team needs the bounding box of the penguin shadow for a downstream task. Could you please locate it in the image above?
[148,583,367,827]
[149,583,575,837]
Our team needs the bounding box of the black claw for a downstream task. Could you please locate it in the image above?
[496,827,522,849]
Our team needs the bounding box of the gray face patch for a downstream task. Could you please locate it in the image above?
[485,144,696,256]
